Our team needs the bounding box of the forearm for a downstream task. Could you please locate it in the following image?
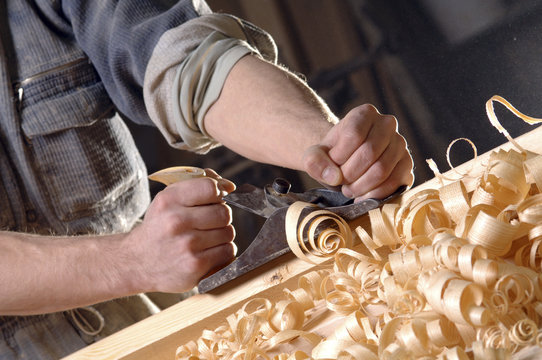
[205,55,337,170]
[0,231,139,315]
[0,175,237,315]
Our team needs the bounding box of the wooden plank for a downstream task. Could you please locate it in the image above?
[62,249,344,360]
[64,125,542,360]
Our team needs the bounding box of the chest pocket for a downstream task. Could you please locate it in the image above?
[18,58,147,225]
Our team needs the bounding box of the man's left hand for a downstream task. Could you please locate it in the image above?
[302,104,414,201]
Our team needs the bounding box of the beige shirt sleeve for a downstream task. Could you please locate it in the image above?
[143,14,277,154]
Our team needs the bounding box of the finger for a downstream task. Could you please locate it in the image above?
[204,168,236,194]
[302,144,343,186]
[198,242,237,278]
[186,203,233,230]
[344,145,412,198]
[162,177,223,206]
[182,225,236,253]
[341,141,401,198]
[325,105,376,165]
[161,203,232,233]
[340,115,399,184]
[352,154,414,201]
[341,128,405,186]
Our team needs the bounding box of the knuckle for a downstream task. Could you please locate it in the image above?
[179,232,199,252]
[341,163,361,184]
[162,215,187,234]
[397,133,408,146]
[382,114,398,129]
[223,243,236,260]
[184,256,206,274]
[303,148,326,175]
[223,224,236,242]
[213,204,233,225]
[400,157,415,185]
[342,112,369,133]
[200,178,219,196]
[151,191,172,212]
[341,167,355,184]
[340,128,363,144]
[351,103,377,118]
[217,242,236,262]
[386,177,403,193]
[372,161,391,181]
[362,142,379,163]
[404,152,414,167]
[406,173,415,187]
[398,144,413,166]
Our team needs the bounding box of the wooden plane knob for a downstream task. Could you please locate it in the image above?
[148,166,206,186]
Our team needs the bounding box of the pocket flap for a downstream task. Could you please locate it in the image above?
[21,82,114,138]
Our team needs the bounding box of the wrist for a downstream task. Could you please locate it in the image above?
[115,226,150,295]
[205,55,336,170]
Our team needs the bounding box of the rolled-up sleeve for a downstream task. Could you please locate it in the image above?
[143,14,278,154]
[60,0,213,126]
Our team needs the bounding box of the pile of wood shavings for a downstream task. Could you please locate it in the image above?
[176,96,542,360]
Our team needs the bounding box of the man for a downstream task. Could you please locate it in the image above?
[0,0,413,358]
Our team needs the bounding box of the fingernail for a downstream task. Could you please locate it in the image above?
[218,179,236,192]
[342,187,353,198]
[322,166,341,185]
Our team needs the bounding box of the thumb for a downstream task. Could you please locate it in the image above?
[302,145,343,186]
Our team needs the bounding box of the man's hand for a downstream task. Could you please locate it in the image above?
[129,170,236,293]
[303,104,414,200]
[0,169,236,315]
[204,56,413,200]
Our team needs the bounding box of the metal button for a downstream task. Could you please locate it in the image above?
[272,178,291,194]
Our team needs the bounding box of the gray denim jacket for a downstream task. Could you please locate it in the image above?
[0,0,207,358]
[0,0,207,234]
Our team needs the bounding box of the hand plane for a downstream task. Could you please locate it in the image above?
[149,167,405,293]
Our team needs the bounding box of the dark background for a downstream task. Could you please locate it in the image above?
[128,0,542,250]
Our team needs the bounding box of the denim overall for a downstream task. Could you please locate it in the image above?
[0,0,201,358]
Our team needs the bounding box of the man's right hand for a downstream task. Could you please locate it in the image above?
[128,171,236,293]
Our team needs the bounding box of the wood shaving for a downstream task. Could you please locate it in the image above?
[175,97,542,359]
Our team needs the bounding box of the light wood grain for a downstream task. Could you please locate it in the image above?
[63,250,336,360]
[64,126,542,360]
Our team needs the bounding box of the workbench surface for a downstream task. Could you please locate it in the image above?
[64,126,542,360]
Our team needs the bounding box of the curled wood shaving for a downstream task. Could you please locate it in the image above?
[426,138,478,186]
[176,97,542,359]
[285,202,353,264]
[439,181,471,225]
[509,318,538,346]
[486,95,542,154]
[329,310,367,343]
[467,210,519,256]
[524,155,542,191]
[518,194,542,224]
[446,138,479,178]
[426,315,460,349]
[369,205,401,247]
